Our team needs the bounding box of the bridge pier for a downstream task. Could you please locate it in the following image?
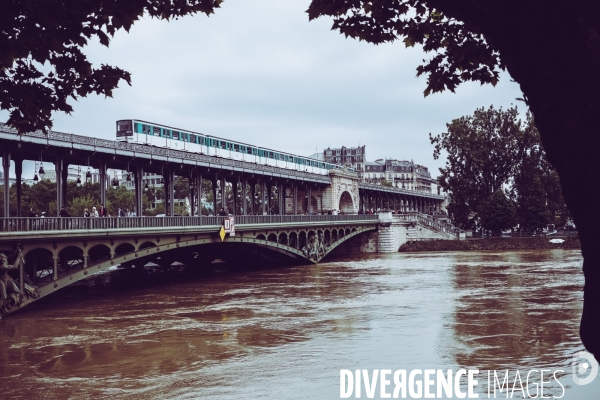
[2,150,9,218]
[99,159,107,208]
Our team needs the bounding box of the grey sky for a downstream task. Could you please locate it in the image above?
[2,0,524,178]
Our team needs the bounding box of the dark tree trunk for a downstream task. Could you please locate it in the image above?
[428,0,600,359]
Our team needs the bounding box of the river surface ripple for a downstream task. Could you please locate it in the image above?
[0,249,598,399]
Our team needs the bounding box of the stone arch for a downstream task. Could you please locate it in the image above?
[338,228,345,238]
[24,248,54,284]
[256,234,266,240]
[115,243,136,256]
[139,241,157,250]
[88,244,111,263]
[338,191,354,213]
[332,229,338,242]
[324,230,331,246]
[278,232,288,245]
[58,246,85,272]
[351,227,357,233]
[298,231,307,249]
[345,228,351,236]
[288,232,298,248]
[267,233,278,242]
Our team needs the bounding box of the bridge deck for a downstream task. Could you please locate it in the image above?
[0,214,378,237]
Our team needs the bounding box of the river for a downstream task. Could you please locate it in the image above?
[0,249,598,399]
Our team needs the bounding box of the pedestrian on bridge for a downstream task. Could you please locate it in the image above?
[59,206,70,217]
[99,205,107,217]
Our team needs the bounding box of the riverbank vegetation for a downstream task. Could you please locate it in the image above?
[430,106,570,235]
[399,238,581,252]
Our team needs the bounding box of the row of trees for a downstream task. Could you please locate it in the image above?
[431,106,570,234]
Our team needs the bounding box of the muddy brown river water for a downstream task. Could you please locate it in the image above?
[0,249,598,399]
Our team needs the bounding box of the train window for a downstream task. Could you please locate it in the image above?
[252,148,258,156]
[221,141,227,149]
[172,131,180,140]
[268,152,274,159]
[153,126,161,136]
[234,144,239,152]
[135,123,143,133]
[198,136,204,145]
[190,134,196,143]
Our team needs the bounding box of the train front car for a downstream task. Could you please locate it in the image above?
[116,119,134,142]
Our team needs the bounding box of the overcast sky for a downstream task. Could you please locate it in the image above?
[2,0,524,178]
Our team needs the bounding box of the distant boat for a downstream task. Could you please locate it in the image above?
[549,238,565,244]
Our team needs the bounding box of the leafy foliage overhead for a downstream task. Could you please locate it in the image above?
[307,0,502,97]
[1,0,221,134]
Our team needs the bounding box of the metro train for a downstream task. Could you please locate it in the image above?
[116,119,354,175]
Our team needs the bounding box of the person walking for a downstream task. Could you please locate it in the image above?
[59,205,70,217]
[91,207,99,217]
[83,208,91,217]
[99,204,107,217]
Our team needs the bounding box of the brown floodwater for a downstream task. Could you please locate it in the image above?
[0,249,598,399]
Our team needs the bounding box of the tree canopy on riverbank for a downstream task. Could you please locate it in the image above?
[430,106,569,232]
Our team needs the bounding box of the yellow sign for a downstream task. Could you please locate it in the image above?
[219,226,226,241]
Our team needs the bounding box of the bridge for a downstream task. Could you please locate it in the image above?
[0,123,446,218]
[0,123,457,318]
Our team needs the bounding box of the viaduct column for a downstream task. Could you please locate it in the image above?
[2,150,10,218]
[14,157,22,217]
[196,173,203,216]
[242,178,248,215]
[279,182,285,215]
[97,161,106,207]
[211,178,217,215]
[99,160,107,208]
[293,183,298,215]
[220,175,226,213]
[260,180,267,215]
[135,166,143,217]
[232,177,239,215]
[55,156,63,216]
[61,162,69,210]
[250,181,256,214]
[307,186,312,215]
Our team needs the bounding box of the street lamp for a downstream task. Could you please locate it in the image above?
[144,182,149,192]
[86,168,92,181]
[76,176,82,187]
[38,163,45,178]
[33,173,39,182]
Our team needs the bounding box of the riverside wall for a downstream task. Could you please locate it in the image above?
[399,237,581,252]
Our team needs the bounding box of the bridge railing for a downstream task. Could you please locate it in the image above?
[0,214,379,233]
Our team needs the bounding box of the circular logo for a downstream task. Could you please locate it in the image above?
[571,351,598,385]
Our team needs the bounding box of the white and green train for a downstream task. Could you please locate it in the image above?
[116,119,353,175]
